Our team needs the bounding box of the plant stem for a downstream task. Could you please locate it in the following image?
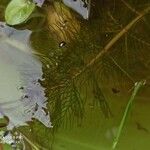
[50,6,150,90]
[21,133,39,150]
[73,6,150,80]
[112,80,146,149]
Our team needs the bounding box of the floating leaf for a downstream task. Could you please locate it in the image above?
[5,0,35,25]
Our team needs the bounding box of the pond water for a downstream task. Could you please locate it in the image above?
[0,0,150,150]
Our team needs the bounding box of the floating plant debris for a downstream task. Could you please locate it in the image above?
[112,88,120,94]
[135,122,149,133]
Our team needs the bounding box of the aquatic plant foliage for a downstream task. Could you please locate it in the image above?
[46,1,81,42]
[1,0,150,149]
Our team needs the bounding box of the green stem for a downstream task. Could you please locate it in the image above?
[21,133,39,150]
[112,80,146,149]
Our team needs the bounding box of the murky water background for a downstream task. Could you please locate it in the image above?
[0,0,150,149]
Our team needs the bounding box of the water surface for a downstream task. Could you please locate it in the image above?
[0,0,150,149]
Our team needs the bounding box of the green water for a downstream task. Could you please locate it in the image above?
[0,0,150,150]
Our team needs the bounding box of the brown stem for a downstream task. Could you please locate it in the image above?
[50,6,150,90]
[72,6,150,80]
[120,0,141,15]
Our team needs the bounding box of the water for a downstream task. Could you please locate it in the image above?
[0,0,150,149]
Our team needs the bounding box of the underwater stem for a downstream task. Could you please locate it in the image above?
[21,133,39,150]
[72,6,150,80]
[50,6,150,90]
[112,80,146,149]
[121,0,141,15]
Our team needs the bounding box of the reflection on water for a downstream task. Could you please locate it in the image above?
[63,0,91,19]
[0,22,52,129]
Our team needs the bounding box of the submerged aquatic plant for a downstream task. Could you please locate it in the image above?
[1,0,150,149]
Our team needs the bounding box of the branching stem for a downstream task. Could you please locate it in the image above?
[73,6,150,80]
[50,6,150,90]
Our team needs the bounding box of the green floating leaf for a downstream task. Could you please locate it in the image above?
[5,0,35,25]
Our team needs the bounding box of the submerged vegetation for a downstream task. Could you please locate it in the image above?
[0,0,150,149]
